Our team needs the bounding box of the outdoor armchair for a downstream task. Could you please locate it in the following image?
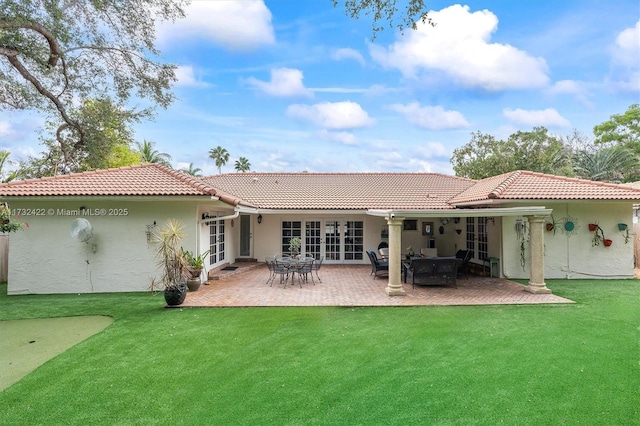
[366,249,389,279]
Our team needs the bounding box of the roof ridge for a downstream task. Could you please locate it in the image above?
[154,165,219,195]
[488,171,522,199]
[519,170,631,189]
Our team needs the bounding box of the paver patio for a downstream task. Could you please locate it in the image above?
[181,262,574,307]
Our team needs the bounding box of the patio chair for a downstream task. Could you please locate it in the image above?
[366,249,389,279]
[311,256,324,282]
[273,259,296,288]
[455,250,473,278]
[297,257,316,285]
[265,257,276,285]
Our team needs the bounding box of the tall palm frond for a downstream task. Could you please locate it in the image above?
[234,157,251,172]
[572,146,640,183]
[208,146,230,174]
[135,140,172,167]
[180,163,203,177]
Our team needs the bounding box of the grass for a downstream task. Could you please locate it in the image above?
[0,280,638,425]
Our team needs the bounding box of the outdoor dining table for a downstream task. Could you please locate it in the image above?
[274,256,316,286]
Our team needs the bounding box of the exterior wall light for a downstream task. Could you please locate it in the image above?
[257,214,262,224]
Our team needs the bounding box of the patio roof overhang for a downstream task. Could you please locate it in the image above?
[367,206,553,219]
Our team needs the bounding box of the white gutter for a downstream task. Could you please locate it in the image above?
[200,205,259,225]
[367,206,553,218]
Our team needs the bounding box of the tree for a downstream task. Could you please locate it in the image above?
[572,145,639,183]
[451,127,569,179]
[135,140,172,167]
[209,146,230,174]
[0,151,18,182]
[0,0,186,156]
[180,163,203,177]
[593,104,640,153]
[333,0,432,39]
[234,157,251,172]
[18,98,142,177]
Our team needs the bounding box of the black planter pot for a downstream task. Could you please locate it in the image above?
[164,285,187,306]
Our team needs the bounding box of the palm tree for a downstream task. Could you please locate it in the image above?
[180,163,203,177]
[234,157,251,172]
[135,140,172,167]
[0,151,17,183]
[572,145,639,183]
[209,146,229,174]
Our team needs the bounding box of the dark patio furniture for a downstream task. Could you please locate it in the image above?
[311,256,324,282]
[455,250,473,278]
[297,257,316,285]
[265,257,276,285]
[403,257,459,288]
[274,258,299,288]
[366,249,389,279]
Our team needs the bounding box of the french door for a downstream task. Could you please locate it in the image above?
[208,217,226,266]
[282,219,364,263]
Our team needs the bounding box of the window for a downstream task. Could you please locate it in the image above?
[466,218,475,254]
[344,221,364,260]
[403,219,417,231]
[478,217,488,261]
[281,221,302,255]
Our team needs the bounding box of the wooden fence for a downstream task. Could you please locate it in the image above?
[0,234,7,282]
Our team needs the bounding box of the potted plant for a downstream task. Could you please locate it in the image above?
[182,249,210,291]
[289,236,302,257]
[151,219,190,306]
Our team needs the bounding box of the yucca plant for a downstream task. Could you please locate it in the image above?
[151,219,190,291]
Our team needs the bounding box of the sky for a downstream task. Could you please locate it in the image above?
[1,0,639,176]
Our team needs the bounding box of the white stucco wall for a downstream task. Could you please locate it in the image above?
[6,198,223,294]
[501,202,635,279]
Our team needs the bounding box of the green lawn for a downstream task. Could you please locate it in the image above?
[0,280,638,425]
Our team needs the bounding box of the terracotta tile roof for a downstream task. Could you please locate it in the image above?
[0,164,245,205]
[3,167,639,210]
[450,170,640,204]
[203,173,475,210]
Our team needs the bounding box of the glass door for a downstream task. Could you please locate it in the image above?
[209,217,226,266]
[305,221,322,260]
[239,214,251,257]
[324,220,341,261]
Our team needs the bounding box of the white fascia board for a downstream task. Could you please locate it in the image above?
[1,195,216,202]
[368,206,553,218]
[254,209,369,215]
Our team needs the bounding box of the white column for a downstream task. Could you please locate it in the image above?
[385,218,406,296]
[525,215,552,294]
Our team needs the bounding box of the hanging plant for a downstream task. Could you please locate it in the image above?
[515,219,529,271]
[545,215,560,235]
[622,228,630,244]
[591,224,605,247]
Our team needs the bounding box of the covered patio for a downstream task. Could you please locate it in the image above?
[181,262,574,307]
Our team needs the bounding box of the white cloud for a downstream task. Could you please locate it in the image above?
[547,80,593,107]
[503,108,571,128]
[174,65,209,87]
[389,102,469,130]
[316,130,358,145]
[246,68,313,98]
[369,4,549,91]
[286,101,374,130]
[609,19,640,92]
[332,48,366,66]
[157,0,275,51]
